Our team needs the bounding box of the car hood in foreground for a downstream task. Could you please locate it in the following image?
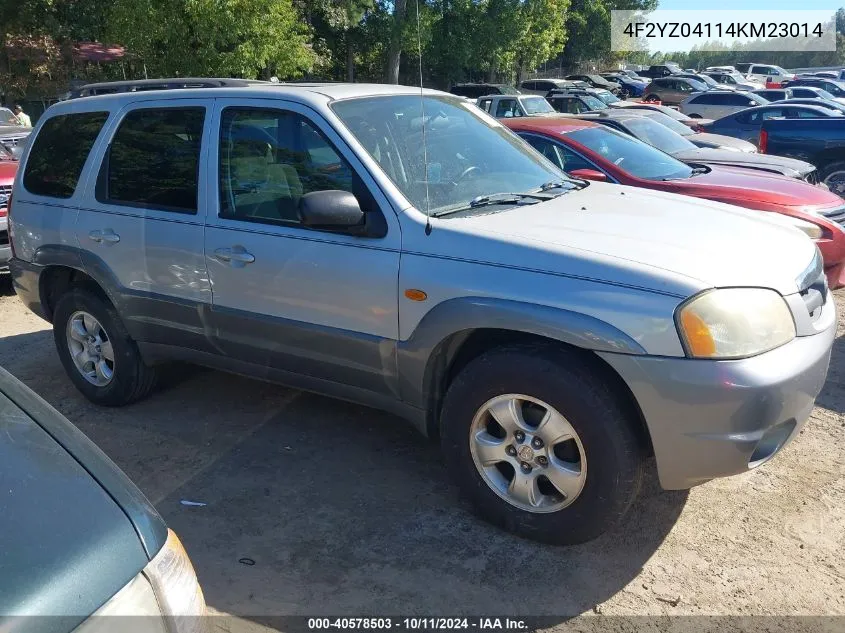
[0,367,166,630]
[689,132,757,152]
[431,183,817,297]
[671,147,815,177]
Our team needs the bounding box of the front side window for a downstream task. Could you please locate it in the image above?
[566,127,692,181]
[495,99,520,118]
[332,95,569,216]
[24,112,109,198]
[219,107,360,225]
[101,107,205,213]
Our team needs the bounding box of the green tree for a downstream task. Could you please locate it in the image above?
[107,0,314,79]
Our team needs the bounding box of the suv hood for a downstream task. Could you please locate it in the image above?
[436,183,816,296]
[690,132,757,152]
[672,147,814,178]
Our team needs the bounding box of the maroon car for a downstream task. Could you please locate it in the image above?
[504,117,845,289]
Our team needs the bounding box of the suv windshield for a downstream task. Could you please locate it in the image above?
[521,96,554,114]
[332,95,570,215]
[622,116,695,154]
[593,90,620,104]
[567,127,692,181]
[581,95,607,109]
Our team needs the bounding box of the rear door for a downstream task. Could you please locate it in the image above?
[74,98,215,351]
[202,98,402,394]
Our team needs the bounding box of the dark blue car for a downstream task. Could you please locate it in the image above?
[600,74,645,98]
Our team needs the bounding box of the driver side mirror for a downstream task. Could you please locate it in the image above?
[568,168,607,182]
[298,190,368,235]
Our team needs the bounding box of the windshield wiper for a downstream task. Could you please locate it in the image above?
[689,166,709,177]
[431,192,554,217]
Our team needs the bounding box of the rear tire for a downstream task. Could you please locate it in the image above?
[643,94,660,103]
[440,345,645,545]
[53,287,158,406]
[820,161,845,197]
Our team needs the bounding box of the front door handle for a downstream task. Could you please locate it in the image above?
[214,246,255,267]
[89,229,120,244]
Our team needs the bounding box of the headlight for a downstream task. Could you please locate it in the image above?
[676,288,795,358]
[145,529,207,630]
[754,212,824,239]
[785,216,823,239]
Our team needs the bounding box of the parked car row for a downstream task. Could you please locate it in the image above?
[472,83,845,288]
[4,80,839,553]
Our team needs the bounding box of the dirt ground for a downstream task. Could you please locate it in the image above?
[0,277,843,627]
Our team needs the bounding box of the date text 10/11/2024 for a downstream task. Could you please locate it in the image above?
[307,618,529,631]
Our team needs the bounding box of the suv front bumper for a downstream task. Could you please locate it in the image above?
[598,300,836,490]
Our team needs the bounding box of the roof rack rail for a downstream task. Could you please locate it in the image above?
[69,77,267,99]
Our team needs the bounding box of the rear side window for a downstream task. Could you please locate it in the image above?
[99,107,205,214]
[23,112,109,198]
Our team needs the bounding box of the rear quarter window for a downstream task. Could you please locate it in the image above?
[23,112,109,198]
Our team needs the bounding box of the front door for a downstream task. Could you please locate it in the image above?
[203,99,402,396]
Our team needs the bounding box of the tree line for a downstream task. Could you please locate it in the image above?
[0,0,656,101]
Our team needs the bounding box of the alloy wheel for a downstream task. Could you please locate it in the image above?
[469,393,587,513]
[66,310,115,387]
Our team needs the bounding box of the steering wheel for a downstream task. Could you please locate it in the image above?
[456,165,481,182]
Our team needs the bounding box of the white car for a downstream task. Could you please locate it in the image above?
[680,90,769,119]
[745,64,795,87]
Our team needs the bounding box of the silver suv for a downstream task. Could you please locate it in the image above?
[8,81,836,545]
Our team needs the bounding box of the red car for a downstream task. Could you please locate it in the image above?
[0,147,16,271]
[505,117,845,288]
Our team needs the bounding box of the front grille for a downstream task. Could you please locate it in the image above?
[820,205,845,228]
[804,170,820,185]
[0,135,26,146]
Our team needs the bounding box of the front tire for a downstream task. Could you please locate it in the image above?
[440,345,645,545]
[53,287,158,406]
[643,94,660,103]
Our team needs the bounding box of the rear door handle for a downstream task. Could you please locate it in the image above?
[214,246,255,267]
[88,229,120,244]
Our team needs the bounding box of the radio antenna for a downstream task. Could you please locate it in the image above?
[414,0,432,235]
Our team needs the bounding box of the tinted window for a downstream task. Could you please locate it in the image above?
[495,99,520,118]
[100,108,204,213]
[689,94,716,105]
[521,81,537,91]
[220,107,361,225]
[521,135,565,169]
[23,112,109,198]
[726,93,758,106]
